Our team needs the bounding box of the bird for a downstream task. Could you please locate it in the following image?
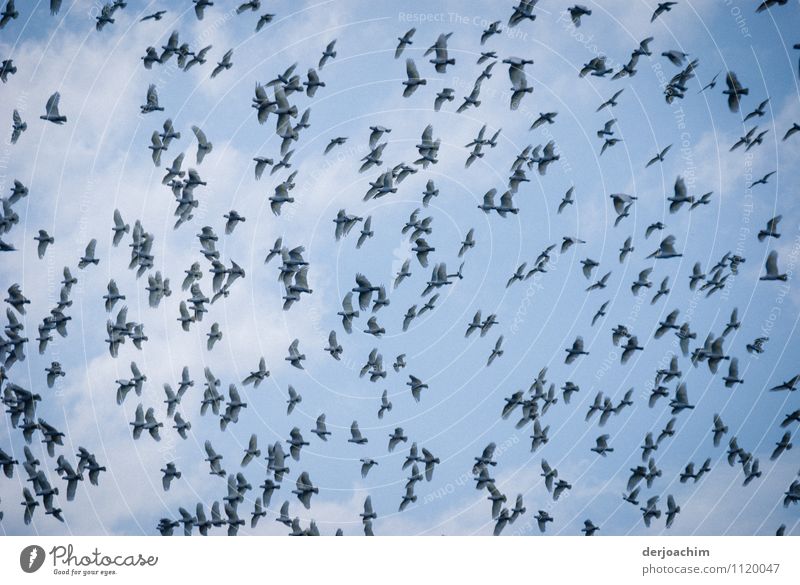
[565,336,589,364]
[724,71,749,112]
[0,58,17,83]
[586,271,611,292]
[690,191,713,209]
[303,67,325,97]
[760,250,787,281]
[427,32,455,73]
[650,277,670,304]
[311,414,331,442]
[161,462,181,491]
[770,375,799,393]
[665,495,681,528]
[292,471,318,509]
[211,49,233,78]
[40,92,67,124]
[670,383,695,414]
[324,136,347,154]
[285,339,306,369]
[632,269,653,295]
[140,84,164,114]
[458,228,476,257]
[648,235,682,259]
[487,336,504,366]
[192,0,213,20]
[78,240,99,268]
[597,118,617,139]
[581,56,612,78]
[531,111,558,130]
[10,109,26,143]
[407,375,428,403]
[749,171,776,189]
[592,301,609,326]
[242,357,269,387]
[621,336,644,364]
[140,10,166,21]
[668,177,694,212]
[395,28,416,59]
[744,98,770,122]
[363,316,384,337]
[534,510,553,533]
[505,57,533,110]
[191,126,213,164]
[646,144,672,167]
[723,358,744,388]
[651,2,677,22]
[377,390,393,420]
[757,0,790,12]
[581,519,599,535]
[349,421,368,445]
[357,216,373,249]
[758,215,781,241]
[206,323,222,350]
[402,59,426,97]
[597,89,624,111]
[591,434,614,456]
[601,137,622,155]
[662,50,689,67]
[770,432,792,460]
[434,88,455,111]
[34,230,54,259]
[699,71,721,92]
[0,0,19,29]
[558,187,575,213]
[783,123,800,141]
[619,237,634,262]
[360,458,378,479]
[747,336,769,354]
[286,384,303,416]
[319,40,337,69]
[568,5,592,27]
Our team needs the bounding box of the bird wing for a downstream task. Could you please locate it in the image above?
[192,125,208,146]
[45,92,61,116]
[406,58,420,80]
[766,250,780,275]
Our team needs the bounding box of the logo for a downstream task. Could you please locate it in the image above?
[20,545,46,573]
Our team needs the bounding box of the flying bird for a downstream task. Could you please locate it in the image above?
[40,92,66,124]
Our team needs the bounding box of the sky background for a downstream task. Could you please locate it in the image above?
[1,0,799,536]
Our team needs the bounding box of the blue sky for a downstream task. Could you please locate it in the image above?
[0,0,799,536]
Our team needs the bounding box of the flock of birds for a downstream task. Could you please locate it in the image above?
[1,0,800,536]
